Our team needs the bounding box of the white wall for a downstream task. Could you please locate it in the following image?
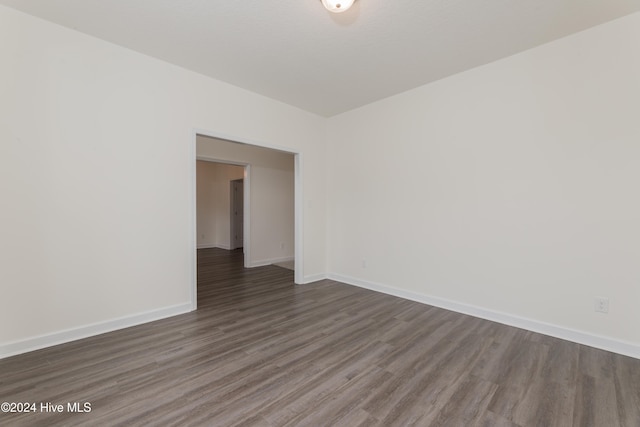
[327,13,640,357]
[2,3,639,360]
[196,161,244,249]
[0,5,326,357]
[196,136,295,266]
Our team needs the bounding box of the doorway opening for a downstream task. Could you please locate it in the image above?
[191,132,300,310]
[196,160,246,253]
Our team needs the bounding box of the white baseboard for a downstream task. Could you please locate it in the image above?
[328,273,640,360]
[248,256,295,268]
[197,244,230,250]
[301,273,328,284]
[0,303,193,360]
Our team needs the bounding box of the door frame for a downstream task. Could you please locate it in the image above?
[229,178,244,250]
[190,129,303,311]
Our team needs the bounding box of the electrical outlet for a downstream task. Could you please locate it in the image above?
[594,297,609,313]
[280,242,285,250]
[361,259,367,268]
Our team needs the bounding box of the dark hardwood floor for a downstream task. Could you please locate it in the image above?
[1,248,639,426]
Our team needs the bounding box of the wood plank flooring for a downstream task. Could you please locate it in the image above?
[1,248,639,426]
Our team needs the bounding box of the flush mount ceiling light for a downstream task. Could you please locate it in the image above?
[321,0,356,13]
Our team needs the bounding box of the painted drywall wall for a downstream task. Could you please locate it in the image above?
[196,161,220,248]
[327,13,640,356]
[196,161,245,249]
[196,136,295,266]
[0,5,326,356]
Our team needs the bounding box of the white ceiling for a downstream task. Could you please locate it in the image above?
[2,0,640,117]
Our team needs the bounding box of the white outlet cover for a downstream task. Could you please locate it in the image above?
[594,297,609,313]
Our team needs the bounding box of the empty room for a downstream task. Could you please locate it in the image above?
[1,1,639,426]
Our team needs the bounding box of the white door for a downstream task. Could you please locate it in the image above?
[230,179,244,249]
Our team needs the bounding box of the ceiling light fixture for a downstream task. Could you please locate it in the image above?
[321,0,356,13]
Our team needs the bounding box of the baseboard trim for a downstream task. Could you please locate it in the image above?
[328,273,640,360]
[248,256,295,268]
[0,303,193,360]
[301,273,328,284]
[197,244,231,250]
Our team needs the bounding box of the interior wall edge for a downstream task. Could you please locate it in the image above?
[327,273,640,360]
[0,303,193,360]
